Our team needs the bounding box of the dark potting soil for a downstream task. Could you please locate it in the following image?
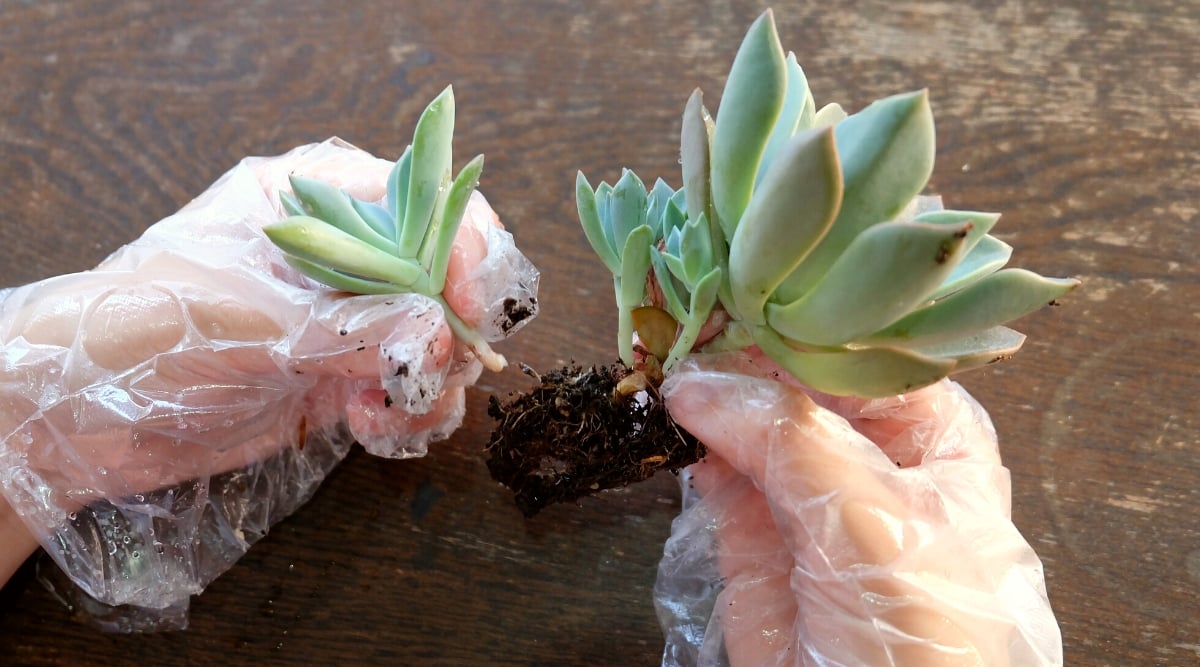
[485,363,704,517]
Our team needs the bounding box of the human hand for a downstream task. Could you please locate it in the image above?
[654,352,1062,666]
[0,139,538,625]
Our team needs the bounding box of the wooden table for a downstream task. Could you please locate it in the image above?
[0,1,1195,664]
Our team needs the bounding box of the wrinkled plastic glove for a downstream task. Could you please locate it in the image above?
[654,352,1062,666]
[0,138,538,629]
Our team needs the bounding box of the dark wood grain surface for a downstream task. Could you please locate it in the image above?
[1,1,1196,665]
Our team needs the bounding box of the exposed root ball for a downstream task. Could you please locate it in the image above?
[486,363,704,517]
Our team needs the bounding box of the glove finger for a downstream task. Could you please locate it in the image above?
[249,139,393,214]
[812,379,1001,469]
[345,384,466,459]
[686,456,799,665]
[441,191,540,342]
[664,365,1001,664]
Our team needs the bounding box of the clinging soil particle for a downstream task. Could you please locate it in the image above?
[486,363,703,517]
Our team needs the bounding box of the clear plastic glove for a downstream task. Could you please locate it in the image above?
[654,351,1062,666]
[0,138,538,629]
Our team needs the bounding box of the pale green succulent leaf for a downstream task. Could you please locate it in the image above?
[618,224,654,308]
[387,145,413,220]
[427,154,485,294]
[646,178,676,237]
[913,326,1026,372]
[812,102,847,129]
[665,225,683,257]
[596,181,615,250]
[710,9,787,238]
[610,169,649,251]
[913,210,1000,256]
[753,326,955,397]
[729,126,843,325]
[766,220,971,346]
[663,199,688,239]
[264,216,425,288]
[664,267,723,372]
[681,88,714,232]
[680,212,715,284]
[689,266,721,316]
[757,52,812,184]
[669,186,688,216]
[287,175,395,253]
[650,247,691,323]
[280,191,306,217]
[930,234,1013,299]
[796,64,816,130]
[774,90,936,302]
[615,224,655,366]
[398,85,455,258]
[281,256,403,295]
[661,250,689,287]
[865,269,1079,345]
[576,172,620,274]
[351,199,397,242]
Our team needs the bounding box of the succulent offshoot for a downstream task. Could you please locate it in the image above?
[574,10,1078,398]
[263,87,506,371]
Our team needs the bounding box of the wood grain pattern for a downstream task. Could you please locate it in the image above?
[1,0,1196,664]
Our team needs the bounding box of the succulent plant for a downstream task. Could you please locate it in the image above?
[263,86,506,371]
[576,10,1078,398]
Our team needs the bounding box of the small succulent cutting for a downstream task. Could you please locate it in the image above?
[263,86,506,371]
[487,9,1078,515]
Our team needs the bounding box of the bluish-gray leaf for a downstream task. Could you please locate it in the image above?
[773,90,936,303]
[576,172,620,274]
[288,175,394,252]
[766,220,971,346]
[863,269,1079,345]
[709,9,787,238]
[729,126,842,325]
[753,326,955,397]
[610,169,648,251]
[398,86,455,258]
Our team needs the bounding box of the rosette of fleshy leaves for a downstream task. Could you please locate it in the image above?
[576,10,1078,398]
[263,86,505,371]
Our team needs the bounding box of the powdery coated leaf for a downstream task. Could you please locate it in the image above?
[398,86,455,258]
[757,52,815,185]
[765,220,970,346]
[647,178,676,238]
[681,89,713,233]
[864,269,1080,346]
[709,9,787,239]
[913,210,1000,252]
[387,145,413,222]
[280,255,399,295]
[287,175,393,252]
[650,247,691,323]
[575,172,620,274]
[930,234,1013,299]
[351,199,397,242]
[912,325,1027,371]
[728,126,842,325]
[679,212,715,286]
[753,326,955,398]
[264,216,425,288]
[609,169,649,252]
[773,90,936,303]
[426,154,485,294]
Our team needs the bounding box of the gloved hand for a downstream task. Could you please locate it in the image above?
[654,352,1062,666]
[0,138,538,628]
